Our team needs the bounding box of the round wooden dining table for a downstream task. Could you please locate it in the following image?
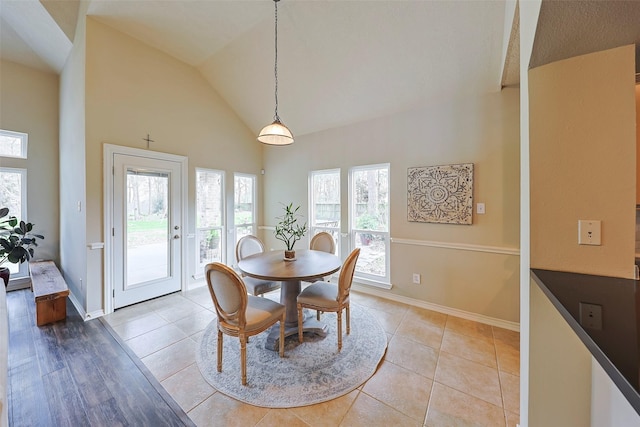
[237,249,341,350]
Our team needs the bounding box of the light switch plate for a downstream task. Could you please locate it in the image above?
[476,203,485,214]
[578,220,601,245]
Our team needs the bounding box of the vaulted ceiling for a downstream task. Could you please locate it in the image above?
[1,1,639,138]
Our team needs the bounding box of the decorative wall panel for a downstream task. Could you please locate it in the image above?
[407,163,473,224]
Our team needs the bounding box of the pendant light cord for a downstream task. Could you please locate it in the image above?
[273,0,280,122]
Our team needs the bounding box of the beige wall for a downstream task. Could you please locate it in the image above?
[84,18,261,312]
[519,2,542,423]
[529,280,592,426]
[0,60,60,272]
[636,85,640,203]
[527,45,637,426]
[263,89,521,323]
[530,45,636,279]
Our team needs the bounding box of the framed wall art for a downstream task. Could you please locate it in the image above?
[407,163,474,225]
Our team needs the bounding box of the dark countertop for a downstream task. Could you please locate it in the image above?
[531,269,640,415]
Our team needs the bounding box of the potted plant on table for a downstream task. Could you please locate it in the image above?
[274,203,307,261]
[0,207,44,287]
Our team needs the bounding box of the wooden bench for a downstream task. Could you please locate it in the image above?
[30,260,70,326]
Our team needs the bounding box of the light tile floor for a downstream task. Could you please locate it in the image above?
[104,286,520,427]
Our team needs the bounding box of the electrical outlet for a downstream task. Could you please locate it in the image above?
[579,302,603,330]
[412,273,421,284]
[578,220,601,245]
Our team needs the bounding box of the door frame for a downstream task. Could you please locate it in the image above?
[103,143,188,315]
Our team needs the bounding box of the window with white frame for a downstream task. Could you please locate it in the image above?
[196,169,224,271]
[234,173,256,246]
[309,169,340,256]
[0,167,28,277]
[349,163,390,284]
[0,129,28,159]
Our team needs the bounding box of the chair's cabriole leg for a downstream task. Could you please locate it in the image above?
[337,310,342,351]
[240,334,247,385]
[297,304,304,343]
[279,313,285,357]
[217,329,223,372]
[346,304,350,335]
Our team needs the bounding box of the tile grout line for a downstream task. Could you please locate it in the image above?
[423,314,445,427]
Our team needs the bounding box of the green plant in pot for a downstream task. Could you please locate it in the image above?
[0,207,44,287]
[274,203,307,261]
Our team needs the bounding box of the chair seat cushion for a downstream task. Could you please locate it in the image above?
[245,296,285,333]
[297,282,341,310]
[243,276,281,296]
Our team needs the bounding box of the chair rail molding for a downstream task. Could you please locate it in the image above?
[391,237,520,256]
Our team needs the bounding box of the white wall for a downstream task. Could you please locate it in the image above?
[59,5,88,312]
[591,359,640,426]
[529,280,592,426]
[263,89,521,323]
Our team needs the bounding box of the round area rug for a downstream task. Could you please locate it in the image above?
[196,303,387,408]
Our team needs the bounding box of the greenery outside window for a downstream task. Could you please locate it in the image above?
[309,169,341,257]
[349,163,390,285]
[196,169,224,272]
[234,173,256,248]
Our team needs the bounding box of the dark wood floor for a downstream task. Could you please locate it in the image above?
[7,289,195,427]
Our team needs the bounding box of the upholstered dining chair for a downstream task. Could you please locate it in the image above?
[296,248,360,351]
[205,262,285,385]
[308,231,336,280]
[310,231,336,255]
[235,235,281,297]
[307,231,337,320]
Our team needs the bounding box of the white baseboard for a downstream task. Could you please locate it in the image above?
[68,290,104,321]
[352,283,520,332]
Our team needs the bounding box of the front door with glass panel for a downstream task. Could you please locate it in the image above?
[113,154,182,309]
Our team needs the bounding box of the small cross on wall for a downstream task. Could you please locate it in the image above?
[143,133,155,149]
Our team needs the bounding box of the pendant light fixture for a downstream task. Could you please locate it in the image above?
[258,0,294,145]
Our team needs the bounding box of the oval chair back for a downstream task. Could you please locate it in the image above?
[310,231,336,254]
[235,235,266,262]
[204,262,285,385]
[308,232,337,284]
[296,248,360,351]
[205,262,248,331]
[234,235,281,297]
[337,248,360,303]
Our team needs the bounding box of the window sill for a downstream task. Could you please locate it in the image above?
[353,277,392,290]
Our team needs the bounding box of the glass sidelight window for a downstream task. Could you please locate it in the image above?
[196,169,225,270]
[309,169,341,256]
[349,163,390,284]
[234,173,256,245]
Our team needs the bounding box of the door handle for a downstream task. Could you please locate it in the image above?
[173,235,180,239]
